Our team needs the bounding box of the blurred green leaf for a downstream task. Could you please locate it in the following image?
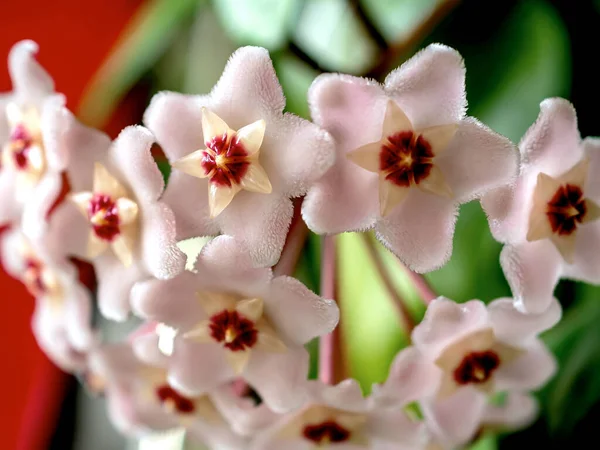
[274,54,320,119]
[294,0,378,74]
[426,202,510,303]
[542,284,600,432]
[337,233,407,392]
[469,0,571,142]
[212,0,300,50]
[360,0,440,42]
[467,434,498,450]
[78,0,203,127]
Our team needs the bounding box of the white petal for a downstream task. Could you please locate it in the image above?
[208,183,239,218]
[116,197,139,225]
[236,119,266,156]
[347,141,382,173]
[235,297,263,322]
[239,163,272,194]
[419,123,458,156]
[382,100,413,137]
[172,149,209,178]
[202,108,230,143]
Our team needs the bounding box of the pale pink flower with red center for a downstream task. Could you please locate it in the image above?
[250,379,426,450]
[88,340,246,449]
[131,236,339,413]
[0,228,95,371]
[302,44,517,273]
[483,98,600,313]
[0,40,100,237]
[48,125,186,321]
[144,46,335,266]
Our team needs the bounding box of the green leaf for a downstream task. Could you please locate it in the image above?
[294,0,378,74]
[213,0,300,50]
[467,434,498,450]
[78,0,203,127]
[359,0,440,42]
[273,54,320,119]
[468,0,571,142]
[337,233,407,392]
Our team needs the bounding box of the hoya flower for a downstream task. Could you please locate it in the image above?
[144,46,335,266]
[302,44,517,272]
[89,340,246,449]
[482,392,538,432]
[0,228,95,371]
[131,236,339,412]
[411,297,558,400]
[0,40,73,233]
[483,98,600,313]
[48,126,186,321]
[250,379,425,450]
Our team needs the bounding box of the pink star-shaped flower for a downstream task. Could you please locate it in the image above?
[302,44,517,272]
[144,46,335,267]
[48,125,186,321]
[250,379,426,450]
[131,236,339,413]
[483,98,600,313]
[1,228,95,371]
[88,341,246,449]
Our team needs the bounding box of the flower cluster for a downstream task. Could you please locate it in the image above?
[0,38,594,449]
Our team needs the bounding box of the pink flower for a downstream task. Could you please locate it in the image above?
[144,46,335,267]
[482,392,538,432]
[302,44,517,272]
[483,98,600,313]
[89,340,246,449]
[0,228,95,371]
[0,40,68,233]
[411,297,559,399]
[131,236,339,413]
[250,379,426,450]
[48,125,186,321]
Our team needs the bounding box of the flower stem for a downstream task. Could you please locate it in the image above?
[273,197,309,277]
[399,265,437,305]
[319,234,342,385]
[361,233,416,332]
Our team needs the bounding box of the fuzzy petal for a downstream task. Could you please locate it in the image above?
[95,256,146,321]
[303,73,387,233]
[519,98,581,174]
[412,298,489,359]
[168,338,233,396]
[436,117,517,202]
[210,46,285,123]
[495,340,556,391]
[39,93,68,171]
[21,171,62,239]
[489,297,561,344]
[563,222,600,283]
[367,407,427,450]
[108,126,164,203]
[483,392,538,431]
[421,388,486,448]
[583,137,600,199]
[384,44,466,129]
[262,113,335,198]
[45,201,90,258]
[8,40,54,105]
[500,241,562,314]
[144,91,209,161]
[63,282,95,351]
[244,347,309,413]
[266,276,338,346]
[0,227,26,277]
[131,272,203,330]
[217,192,294,267]
[0,171,19,226]
[140,201,185,279]
[375,191,457,273]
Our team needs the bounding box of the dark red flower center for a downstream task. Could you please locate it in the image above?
[87,194,120,241]
[379,131,434,187]
[454,350,500,385]
[303,420,351,444]
[9,124,34,170]
[201,133,250,187]
[546,184,587,236]
[156,384,195,415]
[209,310,258,351]
[23,257,46,297]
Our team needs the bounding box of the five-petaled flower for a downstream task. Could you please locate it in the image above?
[483,98,600,313]
[131,236,339,413]
[48,125,185,321]
[302,43,517,273]
[0,228,95,371]
[144,46,335,267]
[250,379,425,450]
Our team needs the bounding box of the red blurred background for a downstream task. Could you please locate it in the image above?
[0,1,144,448]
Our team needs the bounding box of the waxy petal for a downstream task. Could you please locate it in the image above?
[500,241,562,314]
[172,149,209,178]
[384,44,466,129]
[239,163,272,194]
[236,119,266,155]
[494,339,556,391]
[8,40,54,105]
[483,392,538,431]
[202,107,230,143]
[375,191,457,273]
